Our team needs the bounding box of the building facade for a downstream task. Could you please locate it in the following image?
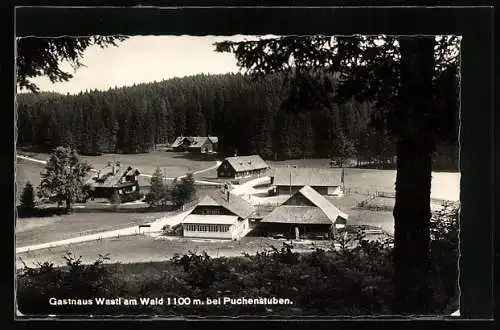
[217,155,269,179]
[86,162,141,200]
[181,190,254,240]
[171,136,219,153]
[259,185,348,239]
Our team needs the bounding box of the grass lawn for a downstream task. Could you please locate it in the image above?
[268,158,333,168]
[15,211,171,248]
[15,158,45,201]
[16,235,323,269]
[347,209,394,234]
[193,168,218,180]
[18,151,217,180]
[17,152,459,201]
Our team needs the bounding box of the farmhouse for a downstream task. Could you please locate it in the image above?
[170,136,218,153]
[217,155,270,179]
[260,185,348,239]
[86,162,141,200]
[187,136,218,154]
[270,167,343,196]
[181,189,255,240]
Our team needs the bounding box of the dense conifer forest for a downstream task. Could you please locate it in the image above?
[16,71,458,170]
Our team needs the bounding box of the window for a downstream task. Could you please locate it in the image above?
[203,208,219,215]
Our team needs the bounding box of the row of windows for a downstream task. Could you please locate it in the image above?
[235,169,264,178]
[185,224,231,232]
[201,208,220,215]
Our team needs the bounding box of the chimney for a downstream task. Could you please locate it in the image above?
[114,162,121,175]
[97,170,100,179]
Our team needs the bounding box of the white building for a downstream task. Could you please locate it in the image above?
[181,189,255,240]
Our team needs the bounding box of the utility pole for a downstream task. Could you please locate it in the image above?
[288,165,296,196]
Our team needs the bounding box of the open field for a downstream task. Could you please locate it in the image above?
[18,150,217,180]
[16,235,323,269]
[16,152,460,202]
[198,157,460,201]
[16,211,171,248]
[347,209,395,234]
[15,158,45,201]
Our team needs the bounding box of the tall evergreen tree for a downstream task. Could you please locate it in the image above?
[38,147,91,210]
[145,166,168,207]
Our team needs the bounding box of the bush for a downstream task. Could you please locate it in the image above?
[108,191,121,204]
[120,191,144,203]
[20,181,36,211]
[170,174,196,208]
[429,202,460,313]
[17,252,115,315]
[17,205,69,218]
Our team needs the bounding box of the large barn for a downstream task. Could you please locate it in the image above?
[181,189,255,240]
[270,167,343,196]
[217,155,269,179]
[259,185,348,239]
[85,162,141,200]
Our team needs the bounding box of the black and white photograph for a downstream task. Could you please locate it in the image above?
[15,29,462,317]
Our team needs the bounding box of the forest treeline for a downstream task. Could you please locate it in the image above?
[16,71,458,170]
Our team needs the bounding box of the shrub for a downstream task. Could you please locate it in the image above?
[108,190,121,204]
[120,191,144,203]
[170,173,196,208]
[17,252,115,315]
[20,181,36,211]
[428,202,460,313]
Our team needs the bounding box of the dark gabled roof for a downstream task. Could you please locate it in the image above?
[188,137,209,148]
[272,167,341,187]
[195,189,255,219]
[222,155,269,172]
[260,205,332,224]
[171,136,187,148]
[262,185,348,225]
[86,165,140,188]
[296,185,348,221]
[172,136,219,149]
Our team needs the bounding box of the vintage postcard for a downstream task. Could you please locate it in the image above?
[15,30,460,318]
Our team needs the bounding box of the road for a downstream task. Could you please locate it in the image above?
[16,208,193,253]
[16,154,222,186]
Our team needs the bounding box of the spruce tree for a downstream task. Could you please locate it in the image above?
[20,181,36,211]
[145,166,168,207]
